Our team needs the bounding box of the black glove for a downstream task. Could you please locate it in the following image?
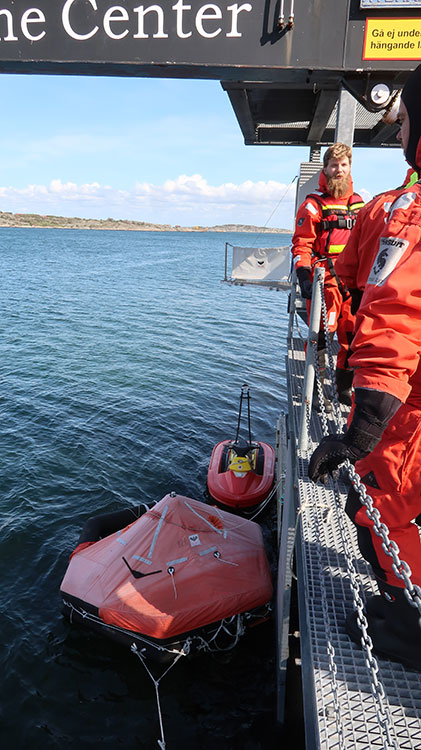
[308,388,402,484]
[308,432,372,484]
[349,288,364,315]
[296,266,313,299]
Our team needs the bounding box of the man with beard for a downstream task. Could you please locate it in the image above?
[308,65,421,670]
[291,143,364,407]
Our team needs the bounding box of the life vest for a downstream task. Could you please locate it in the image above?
[308,192,364,259]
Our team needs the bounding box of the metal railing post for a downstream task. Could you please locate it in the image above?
[298,266,324,450]
[224,242,229,281]
[287,267,298,341]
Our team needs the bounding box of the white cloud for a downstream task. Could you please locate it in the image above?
[359,188,374,204]
[144,174,290,205]
[0,175,297,228]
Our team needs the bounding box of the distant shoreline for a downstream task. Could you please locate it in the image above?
[0,211,291,234]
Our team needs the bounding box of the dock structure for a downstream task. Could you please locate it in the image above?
[0,2,416,153]
[276,289,421,748]
[2,2,421,745]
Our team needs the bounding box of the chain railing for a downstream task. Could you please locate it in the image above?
[316,273,421,620]
[324,474,399,749]
[297,270,421,748]
[346,464,421,619]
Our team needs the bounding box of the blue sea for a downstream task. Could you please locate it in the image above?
[0,228,291,749]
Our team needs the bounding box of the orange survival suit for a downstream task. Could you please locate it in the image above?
[291,171,364,369]
[335,168,417,309]
[348,184,421,588]
[308,63,421,672]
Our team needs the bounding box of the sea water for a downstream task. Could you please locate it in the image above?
[0,228,291,749]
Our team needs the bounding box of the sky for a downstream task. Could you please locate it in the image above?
[0,74,408,230]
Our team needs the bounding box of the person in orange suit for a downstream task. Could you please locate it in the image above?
[335,167,417,315]
[309,65,421,671]
[291,143,364,406]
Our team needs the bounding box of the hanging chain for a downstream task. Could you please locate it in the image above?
[345,463,421,619]
[304,280,401,748]
[318,272,343,427]
[329,477,399,749]
[311,334,329,434]
[319,286,421,621]
[305,280,347,748]
[311,482,346,750]
[293,264,418,745]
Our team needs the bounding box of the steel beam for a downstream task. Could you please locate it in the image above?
[307,90,338,144]
[335,87,357,146]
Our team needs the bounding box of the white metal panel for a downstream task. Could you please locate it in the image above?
[231,246,291,283]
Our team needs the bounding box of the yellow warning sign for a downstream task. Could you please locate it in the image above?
[363,17,421,59]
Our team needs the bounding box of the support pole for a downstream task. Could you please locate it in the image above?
[224,242,229,281]
[298,266,324,450]
[335,87,356,146]
[287,269,298,341]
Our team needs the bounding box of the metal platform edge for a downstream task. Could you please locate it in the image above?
[275,351,321,747]
[277,331,421,750]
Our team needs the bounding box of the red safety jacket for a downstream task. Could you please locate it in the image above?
[350,182,421,408]
[335,169,417,291]
[291,172,364,272]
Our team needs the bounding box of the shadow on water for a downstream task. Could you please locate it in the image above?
[56,618,281,750]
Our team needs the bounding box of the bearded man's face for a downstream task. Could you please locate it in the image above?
[323,156,351,198]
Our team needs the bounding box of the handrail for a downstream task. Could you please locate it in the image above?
[224,241,233,282]
[298,266,324,450]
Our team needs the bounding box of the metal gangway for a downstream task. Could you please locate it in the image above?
[276,268,421,749]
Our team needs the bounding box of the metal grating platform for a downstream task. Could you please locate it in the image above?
[286,335,421,749]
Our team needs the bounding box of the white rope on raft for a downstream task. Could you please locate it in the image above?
[131,640,191,750]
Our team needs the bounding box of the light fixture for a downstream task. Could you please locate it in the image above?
[370,83,391,106]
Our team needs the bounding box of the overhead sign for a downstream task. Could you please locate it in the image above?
[0,1,254,47]
[363,17,421,58]
[361,1,421,7]
[0,0,273,69]
[0,0,415,78]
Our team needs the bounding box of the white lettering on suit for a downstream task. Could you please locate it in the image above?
[367,236,410,287]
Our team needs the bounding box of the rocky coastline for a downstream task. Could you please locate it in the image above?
[0,211,291,234]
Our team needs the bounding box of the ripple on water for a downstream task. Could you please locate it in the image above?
[0,229,290,749]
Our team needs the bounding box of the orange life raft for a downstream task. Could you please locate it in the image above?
[60,493,273,660]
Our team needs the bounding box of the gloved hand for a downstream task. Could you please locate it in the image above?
[296,266,313,299]
[308,388,402,484]
[349,288,364,315]
[308,433,369,484]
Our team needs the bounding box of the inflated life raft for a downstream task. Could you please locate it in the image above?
[60,493,273,661]
[206,385,275,513]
